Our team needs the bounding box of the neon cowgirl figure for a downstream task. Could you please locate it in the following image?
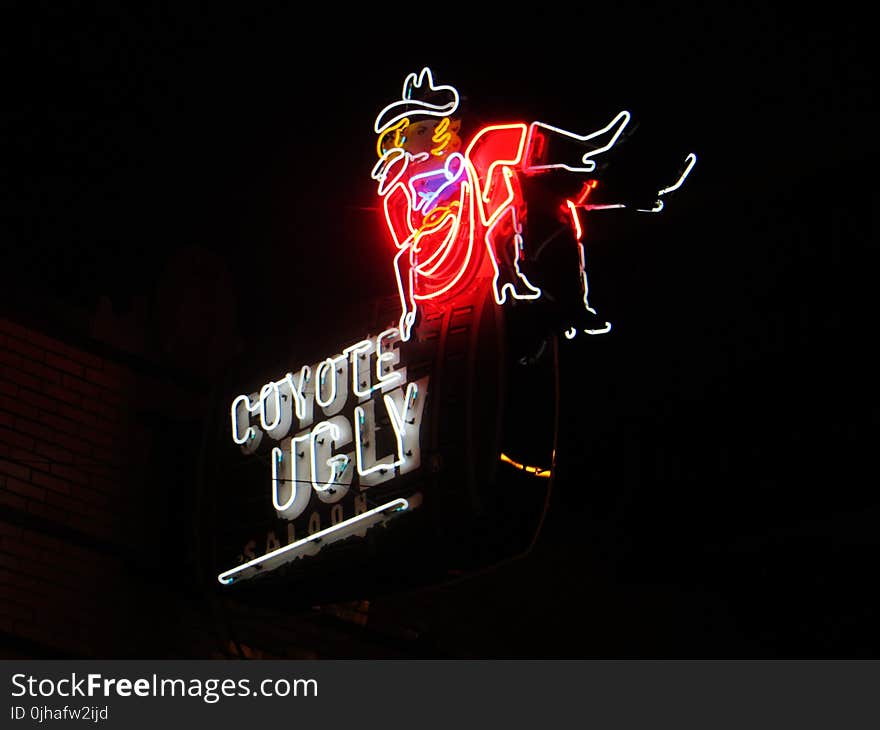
[372,67,697,342]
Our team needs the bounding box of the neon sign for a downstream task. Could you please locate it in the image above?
[218,67,698,586]
[219,328,428,585]
[372,67,697,341]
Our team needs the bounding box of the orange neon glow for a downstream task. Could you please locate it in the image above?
[499,452,551,478]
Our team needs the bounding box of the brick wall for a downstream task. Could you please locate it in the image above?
[0,316,210,657]
[0,318,133,541]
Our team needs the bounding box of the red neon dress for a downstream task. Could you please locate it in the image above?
[380,124,534,309]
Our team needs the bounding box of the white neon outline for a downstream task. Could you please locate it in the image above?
[565,203,613,337]
[584,322,612,335]
[271,434,311,520]
[315,355,346,410]
[353,402,403,477]
[637,200,664,214]
[372,149,430,197]
[393,246,418,341]
[217,498,412,585]
[583,203,626,211]
[283,366,312,421]
[238,329,413,432]
[259,381,282,432]
[485,206,542,305]
[578,298,612,332]
[383,382,418,468]
[371,147,407,196]
[525,111,631,174]
[309,420,349,493]
[637,153,698,213]
[230,394,258,445]
[578,247,612,335]
[231,331,424,512]
[376,328,405,386]
[658,153,697,196]
[374,67,460,134]
[290,432,312,496]
[344,339,375,398]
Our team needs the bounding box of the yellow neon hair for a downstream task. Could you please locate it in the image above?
[376,117,410,158]
[430,117,452,156]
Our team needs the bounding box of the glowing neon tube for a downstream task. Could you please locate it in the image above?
[525,111,631,174]
[217,496,418,585]
[637,153,698,213]
[373,67,460,134]
[658,153,697,196]
[499,452,552,478]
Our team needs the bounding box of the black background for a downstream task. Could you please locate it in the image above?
[1,5,872,656]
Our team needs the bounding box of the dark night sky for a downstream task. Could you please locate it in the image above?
[1,6,872,655]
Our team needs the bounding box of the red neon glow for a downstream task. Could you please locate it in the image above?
[566,200,583,241]
[576,179,598,206]
[564,180,599,238]
[376,119,544,337]
[464,123,528,224]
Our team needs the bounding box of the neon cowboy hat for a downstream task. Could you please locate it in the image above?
[374,67,460,134]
